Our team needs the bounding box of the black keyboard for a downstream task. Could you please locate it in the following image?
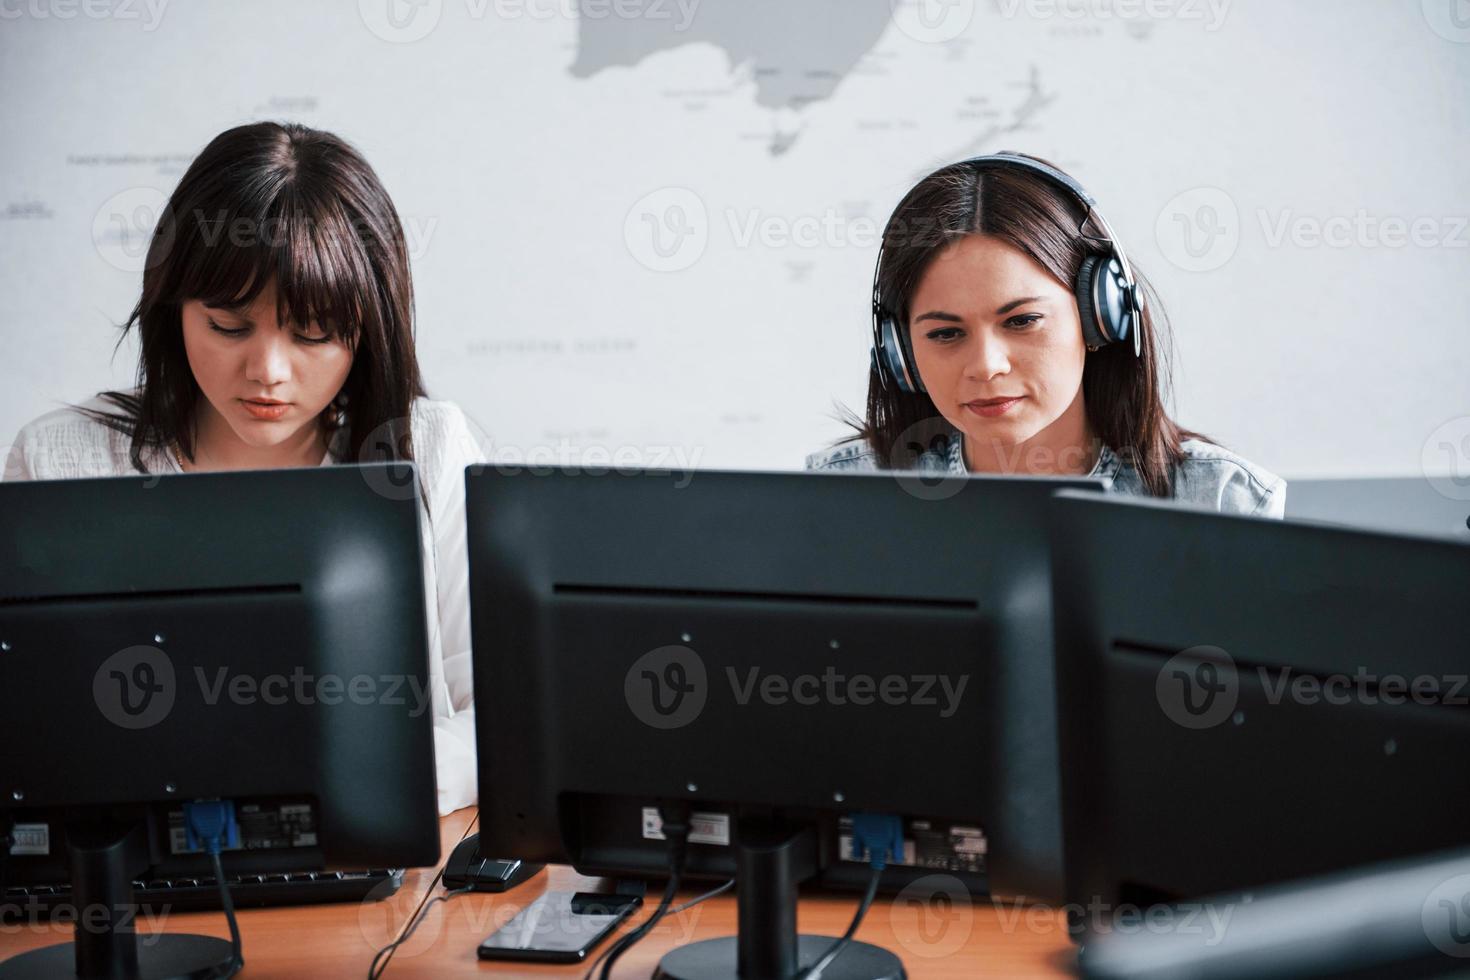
[2,868,405,918]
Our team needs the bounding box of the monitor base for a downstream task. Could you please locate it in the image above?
[654,934,905,980]
[0,934,236,980]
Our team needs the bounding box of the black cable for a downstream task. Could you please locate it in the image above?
[581,875,732,980]
[670,877,734,915]
[207,850,244,978]
[182,802,244,979]
[367,813,478,980]
[590,804,692,980]
[797,864,883,980]
[367,885,473,980]
[592,869,683,980]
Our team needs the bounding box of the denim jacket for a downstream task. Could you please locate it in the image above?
[806,432,1286,518]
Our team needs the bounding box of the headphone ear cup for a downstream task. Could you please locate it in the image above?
[1074,253,1111,349]
[878,314,923,394]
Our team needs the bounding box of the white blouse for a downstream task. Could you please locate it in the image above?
[3,393,486,816]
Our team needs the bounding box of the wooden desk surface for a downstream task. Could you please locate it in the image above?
[0,810,1077,978]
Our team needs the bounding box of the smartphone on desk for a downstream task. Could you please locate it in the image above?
[477,890,641,964]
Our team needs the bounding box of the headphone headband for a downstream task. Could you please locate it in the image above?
[871,151,1144,396]
[956,152,1097,209]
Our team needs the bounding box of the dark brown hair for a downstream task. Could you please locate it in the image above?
[858,154,1205,497]
[86,121,425,472]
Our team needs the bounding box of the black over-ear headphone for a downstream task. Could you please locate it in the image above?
[870,152,1144,395]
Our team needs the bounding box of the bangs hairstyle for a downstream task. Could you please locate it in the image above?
[87,120,424,472]
[855,154,1204,497]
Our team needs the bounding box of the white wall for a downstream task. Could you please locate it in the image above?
[2,0,1467,478]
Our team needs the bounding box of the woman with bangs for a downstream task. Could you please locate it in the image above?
[4,121,484,815]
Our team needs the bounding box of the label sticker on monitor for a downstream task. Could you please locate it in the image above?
[167,800,320,855]
[838,816,986,874]
[9,823,50,856]
[641,807,731,846]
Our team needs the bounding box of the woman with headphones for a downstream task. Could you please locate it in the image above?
[808,152,1285,516]
[3,122,485,814]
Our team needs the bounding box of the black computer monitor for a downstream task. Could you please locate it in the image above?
[466,466,1104,978]
[1079,845,1470,979]
[0,465,440,979]
[1048,490,1470,938]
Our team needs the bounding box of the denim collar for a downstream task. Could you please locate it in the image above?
[945,432,1122,484]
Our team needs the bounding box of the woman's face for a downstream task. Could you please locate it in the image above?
[907,234,1089,457]
[180,278,353,450]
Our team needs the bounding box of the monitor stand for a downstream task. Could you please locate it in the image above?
[0,817,237,980]
[654,817,905,980]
